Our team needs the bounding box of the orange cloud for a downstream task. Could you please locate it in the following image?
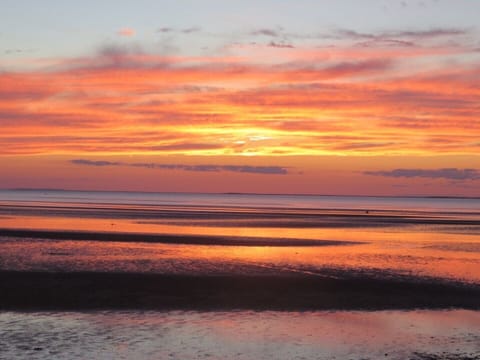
[0,40,478,158]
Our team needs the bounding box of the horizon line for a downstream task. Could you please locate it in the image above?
[1,187,479,200]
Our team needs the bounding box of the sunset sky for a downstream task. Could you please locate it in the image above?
[1,0,479,195]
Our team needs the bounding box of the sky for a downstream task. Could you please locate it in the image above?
[1,0,480,196]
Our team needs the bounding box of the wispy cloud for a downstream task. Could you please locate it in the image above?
[354,39,415,48]
[324,27,470,49]
[331,27,468,40]
[4,48,36,55]
[387,28,468,39]
[251,28,282,37]
[157,27,174,33]
[71,159,289,175]
[364,168,480,181]
[181,26,201,34]
[267,41,294,49]
[157,26,201,34]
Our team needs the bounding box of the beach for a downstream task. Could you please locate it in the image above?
[0,190,479,359]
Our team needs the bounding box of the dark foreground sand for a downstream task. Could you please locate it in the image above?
[1,270,479,311]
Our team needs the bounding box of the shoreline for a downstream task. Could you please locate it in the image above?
[1,271,479,311]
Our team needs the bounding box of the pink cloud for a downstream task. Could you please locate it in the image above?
[117,28,136,37]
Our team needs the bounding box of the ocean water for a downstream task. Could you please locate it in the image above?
[1,190,479,359]
[1,189,480,212]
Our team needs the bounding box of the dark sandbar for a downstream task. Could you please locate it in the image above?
[0,228,358,247]
[1,271,479,311]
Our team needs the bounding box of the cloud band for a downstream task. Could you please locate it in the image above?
[364,168,480,181]
[71,159,289,175]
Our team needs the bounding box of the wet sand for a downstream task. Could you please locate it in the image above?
[1,310,480,360]
[1,270,479,311]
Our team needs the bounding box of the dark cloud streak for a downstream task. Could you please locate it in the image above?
[71,159,289,175]
[389,28,468,39]
[364,168,480,181]
[156,26,201,34]
[251,28,282,37]
[332,27,468,40]
[268,41,295,48]
[71,159,122,166]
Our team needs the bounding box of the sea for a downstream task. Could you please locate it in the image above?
[0,189,479,359]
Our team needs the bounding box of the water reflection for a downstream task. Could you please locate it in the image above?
[1,201,480,283]
[1,310,479,360]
